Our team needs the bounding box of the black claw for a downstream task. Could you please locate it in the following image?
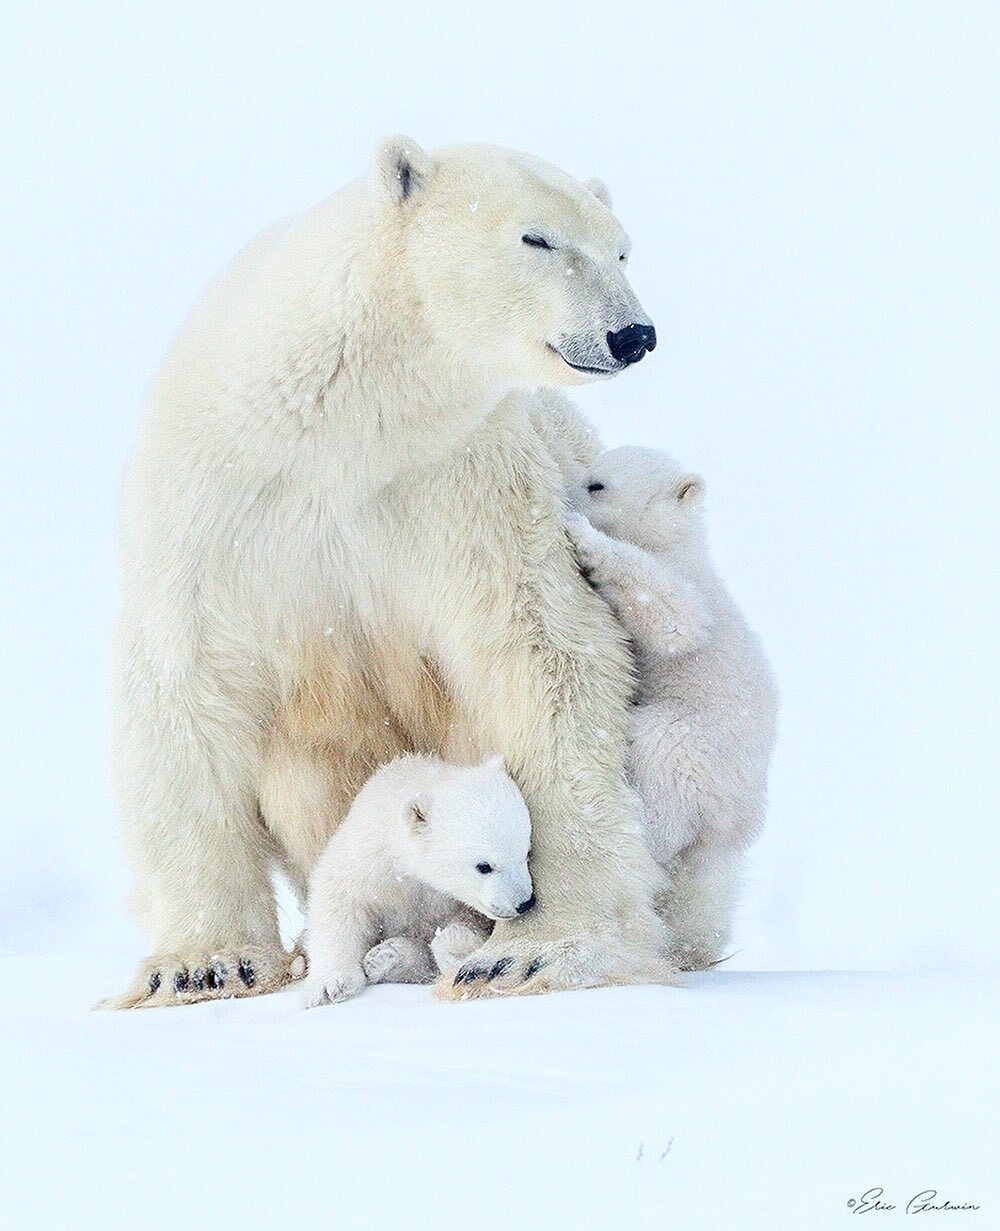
[487,958,514,982]
[522,957,545,982]
[191,968,206,991]
[174,970,189,993]
[206,964,226,991]
[238,959,256,988]
[453,965,486,986]
[148,972,161,995]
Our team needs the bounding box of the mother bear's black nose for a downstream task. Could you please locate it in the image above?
[607,323,657,366]
[516,893,536,915]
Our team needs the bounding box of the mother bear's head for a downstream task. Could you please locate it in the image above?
[368,135,656,387]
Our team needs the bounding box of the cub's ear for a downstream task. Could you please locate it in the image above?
[676,474,705,504]
[583,177,613,210]
[373,134,435,203]
[404,793,432,831]
[481,753,507,774]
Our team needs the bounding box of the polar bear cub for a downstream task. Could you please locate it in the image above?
[303,754,534,1007]
[565,447,778,970]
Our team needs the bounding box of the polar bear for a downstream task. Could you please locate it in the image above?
[303,754,533,1006]
[564,447,778,969]
[105,136,671,1008]
[528,387,603,487]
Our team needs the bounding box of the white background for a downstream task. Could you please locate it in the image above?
[2,1,998,973]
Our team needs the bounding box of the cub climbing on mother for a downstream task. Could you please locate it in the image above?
[106,135,666,1008]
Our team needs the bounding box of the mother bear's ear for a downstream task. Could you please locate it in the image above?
[583,177,613,210]
[373,134,436,203]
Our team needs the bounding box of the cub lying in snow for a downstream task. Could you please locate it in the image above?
[564,446,778,971]
[303,754,535,1007]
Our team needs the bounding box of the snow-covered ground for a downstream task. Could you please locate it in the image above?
[2,956,995,1230]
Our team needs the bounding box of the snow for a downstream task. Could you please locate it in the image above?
[2,957,995,1229]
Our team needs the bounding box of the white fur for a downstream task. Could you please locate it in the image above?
[565,446,779,970]
[107,137,671,1008]
[303,754,532,1006]
[528,387,603,487]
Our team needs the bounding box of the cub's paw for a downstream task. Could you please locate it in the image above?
[362,936,435,985]
[301,965,367,1008]
[286,936,308,982]
[430,923,487,976]
[436,932,676,1001]
[662,593,714,655]
[563,510,607,569]
[98,944,294,1010]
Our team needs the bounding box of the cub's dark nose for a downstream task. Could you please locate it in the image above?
[515,893,536,915]
[607,322,657,366]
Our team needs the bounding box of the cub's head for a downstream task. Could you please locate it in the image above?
[571,446,705,553]
[400,756,534,921]
[371,135,655,387]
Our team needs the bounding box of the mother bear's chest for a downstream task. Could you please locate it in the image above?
[255,414,543,620]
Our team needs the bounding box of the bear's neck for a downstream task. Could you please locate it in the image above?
[657,543,736,618]
[640,535,722,595]
[293,258,511,496]
[201,192,515,500]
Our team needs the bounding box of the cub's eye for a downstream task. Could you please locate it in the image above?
[476,862,493,875]
[587,482,605,494]
[619,253,627,262]
[522,234,553,250]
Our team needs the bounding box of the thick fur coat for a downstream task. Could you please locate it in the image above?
[566,447,779,968]
[303,754,533,1006]
[107,137,670,1007]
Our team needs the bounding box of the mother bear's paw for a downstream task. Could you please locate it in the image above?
[96,944,294,1010]
[434,932,677,1001]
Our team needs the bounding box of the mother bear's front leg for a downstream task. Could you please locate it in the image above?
[424,501,673,998]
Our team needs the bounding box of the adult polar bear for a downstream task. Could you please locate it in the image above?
[108,136,667,1008]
